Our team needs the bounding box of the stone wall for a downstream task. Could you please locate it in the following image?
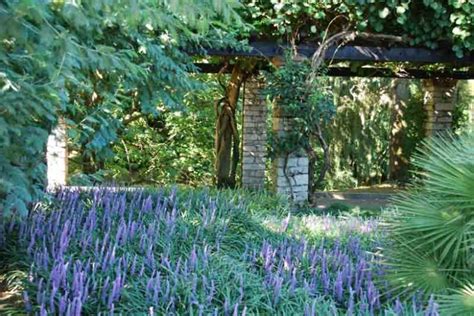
[242,76,267,190]
[47,117,68,189]
[422,79,458,136]
[272,108,309,202]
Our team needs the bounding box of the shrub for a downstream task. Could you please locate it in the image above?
[386,132,474,314]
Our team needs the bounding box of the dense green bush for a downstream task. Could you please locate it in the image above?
[0,0,243,216]
[386,131,474,314]
[69,76,220,186]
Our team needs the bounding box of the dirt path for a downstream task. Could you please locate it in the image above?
[312,185,400,210]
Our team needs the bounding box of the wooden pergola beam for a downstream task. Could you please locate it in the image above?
[327,67,474,79]
[194,63,474,79]
[201,41,472,65]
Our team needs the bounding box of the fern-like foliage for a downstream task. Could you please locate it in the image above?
[0,0,244,217]
[385,131,474,301]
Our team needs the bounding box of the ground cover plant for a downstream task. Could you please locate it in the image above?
[1,187,442,315]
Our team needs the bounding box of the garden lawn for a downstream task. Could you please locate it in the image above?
[0,187,438,315]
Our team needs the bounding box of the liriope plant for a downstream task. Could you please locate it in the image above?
[385,131,474,314]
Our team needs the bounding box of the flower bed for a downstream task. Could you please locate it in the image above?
[0,187,437,315]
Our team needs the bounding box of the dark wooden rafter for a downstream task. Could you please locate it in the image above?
[194,63,474,79]
[200,41,473,65]
[196,41,472,78]
[326,67,473,79]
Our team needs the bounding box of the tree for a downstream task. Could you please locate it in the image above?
[0,0,243,216]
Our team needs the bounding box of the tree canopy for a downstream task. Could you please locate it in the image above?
[0,0,243,216]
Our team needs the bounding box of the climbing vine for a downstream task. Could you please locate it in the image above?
[265,53,335,199]
[243,0,473,57]
[214,60,257,188]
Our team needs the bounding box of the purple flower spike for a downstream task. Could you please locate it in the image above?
[303,301,316,316]
[59,295,67,314]
[280,212,291,232]
[289,268,297,295]
[224,298,230,315]
[72,296,82,316]
[347,287,355,316]
[232,303,239,316]
[22,291,32,313]
[425,295,439,316]
[273,276,283,306]
[334,271,343,302]
[207,280,215,304]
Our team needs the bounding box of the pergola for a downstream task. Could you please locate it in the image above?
[195,41,473,201]
[46,41,473,201]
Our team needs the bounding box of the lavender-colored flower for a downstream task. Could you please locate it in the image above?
[72,296,82,316]
[224,298,230,315]
[39,303,47,316]
[347,287,355,316]
[22,291,32,313]
[273,276,283,306]
[280,212,291,232]
[393,297,404,315]
[101,277,110,305]
[59,294,67,314]
[232,303,239,316]
[207,280,215,305]
[425,295,439,316]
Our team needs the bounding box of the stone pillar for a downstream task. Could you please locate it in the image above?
[47,117,68,189]
[422,79,458,136]
[272,108,309,202]
[242,76,267,190]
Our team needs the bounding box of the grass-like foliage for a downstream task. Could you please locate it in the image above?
[386,132,474,314]
[1,187,440,315]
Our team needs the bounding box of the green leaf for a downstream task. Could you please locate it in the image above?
[378,7,390,19]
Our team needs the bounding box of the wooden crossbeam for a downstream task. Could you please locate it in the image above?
[194,63,474,79]
[200,41,473,65]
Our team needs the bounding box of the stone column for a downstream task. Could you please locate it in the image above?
[242,76,267,190]
[422,79,458,136]
[47,117,68,189]
[272,107,309,203]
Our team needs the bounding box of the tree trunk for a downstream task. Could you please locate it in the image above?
[215,65,245,188]
[389,79,410,182]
